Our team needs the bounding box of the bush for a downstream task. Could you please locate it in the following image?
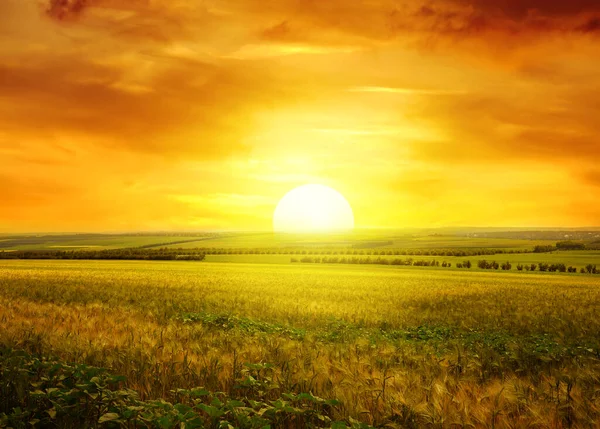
[556,241,586,250]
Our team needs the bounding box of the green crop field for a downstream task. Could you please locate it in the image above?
[0,234,217,251]
[2,259,600,428]
[163,233,551,251]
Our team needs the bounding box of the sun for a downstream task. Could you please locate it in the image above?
[273,184,354,233]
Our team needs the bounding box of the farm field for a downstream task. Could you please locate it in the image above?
[163,233,552,251]
[0,234,219,251]
[2,259,600,427]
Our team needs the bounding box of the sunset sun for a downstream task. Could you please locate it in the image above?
[273,184,354,233]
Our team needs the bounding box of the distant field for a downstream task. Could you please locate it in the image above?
[0,234,215,251]
[165,233,552,250]
[384,236,550,249]
[164,232,364,249]
[0,231,582,252]
[2,260,600,427]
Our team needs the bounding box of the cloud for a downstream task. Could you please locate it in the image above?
[246,0,600,53]
[582,170,600,188]
[349,86,466,95]
[46,0,87,21]
[578,17,600,32]
[0,51,294,158]
[451,0,600,18]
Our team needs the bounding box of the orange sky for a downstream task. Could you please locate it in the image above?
[1,0,600,232]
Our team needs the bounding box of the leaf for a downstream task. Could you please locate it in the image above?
[174,403,193,414]
[157,415,173,428]
[98,412,120,423]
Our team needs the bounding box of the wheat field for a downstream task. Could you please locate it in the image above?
[1,260,600,427]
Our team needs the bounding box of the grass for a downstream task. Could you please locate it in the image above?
[2,259,600,427]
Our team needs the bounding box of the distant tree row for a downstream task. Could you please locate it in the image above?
[479,261,598,273]
[534,241,588,253]
[477,260,513,270]
[0,249,205,261]
[291,256,599,275]
[291,256,471,268]
[556,240,587,250]
[533,245,556,253]
[187,247,525,257]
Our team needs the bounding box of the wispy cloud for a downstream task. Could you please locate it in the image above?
[348,86,467,96]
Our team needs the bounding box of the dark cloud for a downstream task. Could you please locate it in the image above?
[39,0,599,57]
[250,0,600,49]
[578,17,600,32]
[453,0,600,19]
[46,0,87,21]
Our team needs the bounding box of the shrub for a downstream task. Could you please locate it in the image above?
[556,241,586,250]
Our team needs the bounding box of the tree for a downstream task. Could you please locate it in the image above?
[556,241,586,250]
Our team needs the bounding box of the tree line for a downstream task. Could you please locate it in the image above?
[0,249,205,261]
[291,256,471,268]
[292,256,598,275]
[188,247,525,257]
[534,240,588,253]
